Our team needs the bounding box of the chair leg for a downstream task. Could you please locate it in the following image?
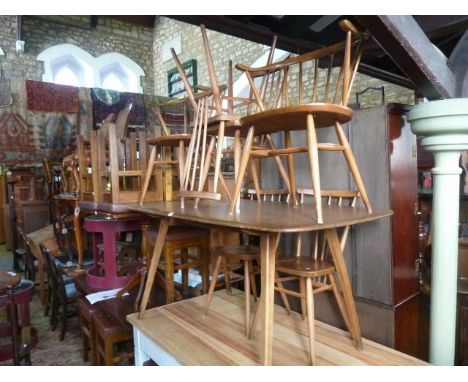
[164,245,175,304]
[104,337,114,366]
[275,272,291,315]
[204,255,223,314]
[181,249,189,295]
[229,126,255,215]
[250,261,258,302]
[81,315,89,362]
[305,277,316,365]
[249,159,262,202]
[244,260,251,338]
[299,277,307,320]
[201,241,210,295]
[139,146,157,205]
[222,257,232,296]
[306,113,323,224]
[44,286,51,317]
[334,122,372,213]
[60,302,67,341]
[284,130,298,206]
[248,292,262,340]
[51,295,58,330]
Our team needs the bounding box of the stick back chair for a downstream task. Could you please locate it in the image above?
[139,94,206,205]
[249,187,361,365]
[204,188,292,338]
[230,20,371,223]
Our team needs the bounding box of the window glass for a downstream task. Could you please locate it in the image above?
[54,65,80,87]
[102,72,125,92]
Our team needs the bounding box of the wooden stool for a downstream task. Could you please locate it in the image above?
[77,297,100,364]
[145,225,210,304]
[93,310,133,366]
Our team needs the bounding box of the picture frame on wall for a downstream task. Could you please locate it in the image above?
[167,59,197,98]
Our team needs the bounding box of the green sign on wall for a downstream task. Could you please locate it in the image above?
[167,59,197,97]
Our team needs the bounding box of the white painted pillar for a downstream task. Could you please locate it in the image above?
[409,98,468,365]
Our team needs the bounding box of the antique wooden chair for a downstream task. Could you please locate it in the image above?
[197,26,293,209]
[249,187,360,365]
[229,20,371,223]
[40,244,78,341]
[95,120,155,204]
[204,189,292,338]
[18,230,37,283]
[138,97,198,205]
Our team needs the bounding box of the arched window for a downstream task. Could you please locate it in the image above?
[102,72,125,92]
[54,65,80,87]
[38,44,145,93]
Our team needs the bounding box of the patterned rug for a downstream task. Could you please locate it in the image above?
[26,80,79,113]
[0,290,87,366]
[91,88,145,126]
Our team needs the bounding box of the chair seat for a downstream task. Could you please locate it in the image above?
[64,283,78,300]
[211,245,260,262]
[146,134,192,147]
[239,103,353,135]
[276,256,335,278]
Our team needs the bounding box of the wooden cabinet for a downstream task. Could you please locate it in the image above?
[0,175,6,244]
[458,282,468,365]
[272,104,421,358]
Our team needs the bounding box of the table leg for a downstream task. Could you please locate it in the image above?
[324,228,362,349]
[139,218,170,319]
[259,232,280,365]
[73,206,84,270]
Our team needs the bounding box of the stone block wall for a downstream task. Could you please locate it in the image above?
[152,17,414,108]
[0,16,43,91]
[153,16,268,97]
[22,16,154,95]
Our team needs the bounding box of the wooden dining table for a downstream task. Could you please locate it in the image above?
[126,199,392,365]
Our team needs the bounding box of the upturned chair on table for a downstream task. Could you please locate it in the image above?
[139,88,225,205]
[91,103,162,204]
[249,188,362,365]
[230,20,371,223]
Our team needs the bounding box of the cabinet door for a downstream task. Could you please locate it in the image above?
[350,105,418,305]
[349,106,393,305]
[387,108,418,304]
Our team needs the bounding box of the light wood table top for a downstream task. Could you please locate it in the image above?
[126,199,392,233]
[127,289,427,366]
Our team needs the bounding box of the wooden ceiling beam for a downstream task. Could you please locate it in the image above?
[358,15,456,99]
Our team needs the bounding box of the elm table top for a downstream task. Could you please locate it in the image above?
[125,199,392,233]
